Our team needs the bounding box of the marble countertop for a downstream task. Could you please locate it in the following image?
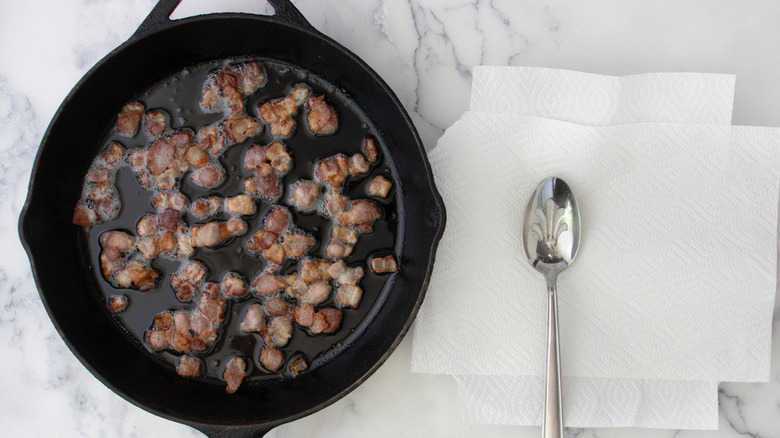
[2,0,780,436]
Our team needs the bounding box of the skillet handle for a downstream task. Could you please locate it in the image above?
[194,424,271,438]
[130,0,316,42]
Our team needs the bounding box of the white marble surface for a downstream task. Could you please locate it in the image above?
[2,0,780,436]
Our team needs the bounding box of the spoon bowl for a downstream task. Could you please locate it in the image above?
[522,176,581,438]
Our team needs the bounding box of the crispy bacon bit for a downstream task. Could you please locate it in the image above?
[240,304,266,333]
[226,218,247,236]
[283,274,308,299]
[310,312,329,334]
[184,260,208,283]
[224,117,262,144]
[116,260,160,291]
[100,230,136,252]
[222,273,247,298]
[225,194,256,216]
[190,164,225,189]
[191,197,222,218]
[328,260,365,286]
[148,138,175,175]
[264,141,292,172]
[129,148,148,170]
[171,310,192,351]
[184,145,209,168]
[72,203,97,227]
[301,260,332,283]
[315,155,349,189]
[223,357,246,394]
[239,61,267,95]
[171,277,197,302]
[371,255,398,273]
[368,175,393,198]
[281,234,315,259]
[259,347,284,372]
[292,303,314,327]
[252,273,284,295]
[325,191,349,217]
[265,296,289,317]
[117,103,144,137]
[191,222,222,248]
[363,138,379,163]
[319,308,343,334]
[288,180,319,211]
[302,281,331,305]
[108,295,128,313]
[336,284,363,308]
[337,200,381,228]
[136,214,158,236]
[147,329,170,351]
[348,153,370,177]
[199,284,226,323]
[264,207,290,235]
[259,87,310,138]
[158,208,181,231]
[151,190,188,212]
[101,142,126,165]
[201,86,220,111]
[326,240,353,259]
[244,173,281,199]
[199,126,227,156]
[222,85,244,116]
[190,312,216,343]
[264,242,286,265]
[289,358,308,377]
[244,145,271,175]
[305,94,338,135]
[246,229,278,253]
[177,356,201,378]
[177,234,194,257]
[145,110,167,137]
[262,316,293,349]
[170,130,195,148]
[331,225,358,244]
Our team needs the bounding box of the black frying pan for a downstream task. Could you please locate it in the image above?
[18,0,445,436]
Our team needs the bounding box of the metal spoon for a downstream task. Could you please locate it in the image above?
[522,177,581,438]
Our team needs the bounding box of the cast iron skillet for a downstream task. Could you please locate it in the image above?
[18,0,445,436]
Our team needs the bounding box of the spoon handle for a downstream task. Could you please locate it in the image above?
[543,280,563,438]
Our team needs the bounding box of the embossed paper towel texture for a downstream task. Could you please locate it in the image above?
[455,67,735,428]
[416,68,776,427]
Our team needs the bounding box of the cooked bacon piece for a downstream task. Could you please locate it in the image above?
[222,273,247,298]
[148,138,175,175]
[246,229,278,253]
[177,234,194,258]
[199,126,227,156]
[116,260,160,291]
[199,284,226,323]
[288,180,319,211]
[226,218,247,237]
[190,312,217,344]
[265,296,289,317]
[201,86,220,111]
[171,310,192,352]
[225,194,255,216]
[306,94,338,135]
[91,192,121,221]
[147,329,170,350]
[348,153,370,176]
[137,235,158,260]
[336,284,363,308]
[368,175,393,198]
[239,304,266,333]
[191,222,222,248]
[262,316,293,348]
[264,207,290,235]
[310,312,328,334]
[371,255,399,273]
[86,167,111,183]
[337,200,381,228]
[222,85,245,116]
[108,295,128,313]
[259,87,310,138]
[72,203,97,227]
[157,208,181,231]
[177,355,201,378]
[325,191,349,217]
[252,273,284,295]
[325,240,353,259]
[145,110,167,137]
[244,173,281,199]
[264,242,285,265]
[302,281,331,305]
[117,103,144,136]
[315,155,349,189]
[151,190,188,212]
[291,303,314,327]
[191,196,222,219]
[223,357,246,394]
[244,145,272,176]
[171,276,197,302]
[363,137,379,163]
[281,234,315,259]
[169,130,195,149]
[289,358,308,377]
[238,62,267,95]
[264,141,292,172]
[331,225,358,244]
[259,346,284,372]
[100,230,136,252]
[224,117,262,144]
[190,164,225,189]
[319,308,343,334]
[301,260,332,283]
[101,141,126,165]
[216,67,240,90]
[184,145,209,168]
[328,260,365,286]
[129,148,148,170]
[136,214,158,236]
[183,260,208,283]
[283,274,307,299]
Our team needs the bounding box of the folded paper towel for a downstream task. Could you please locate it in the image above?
[411,67,780,429]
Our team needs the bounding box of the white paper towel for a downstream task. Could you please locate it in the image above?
[411,67,780,429]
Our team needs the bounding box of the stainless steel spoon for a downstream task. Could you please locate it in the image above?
[522,177,581,438]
